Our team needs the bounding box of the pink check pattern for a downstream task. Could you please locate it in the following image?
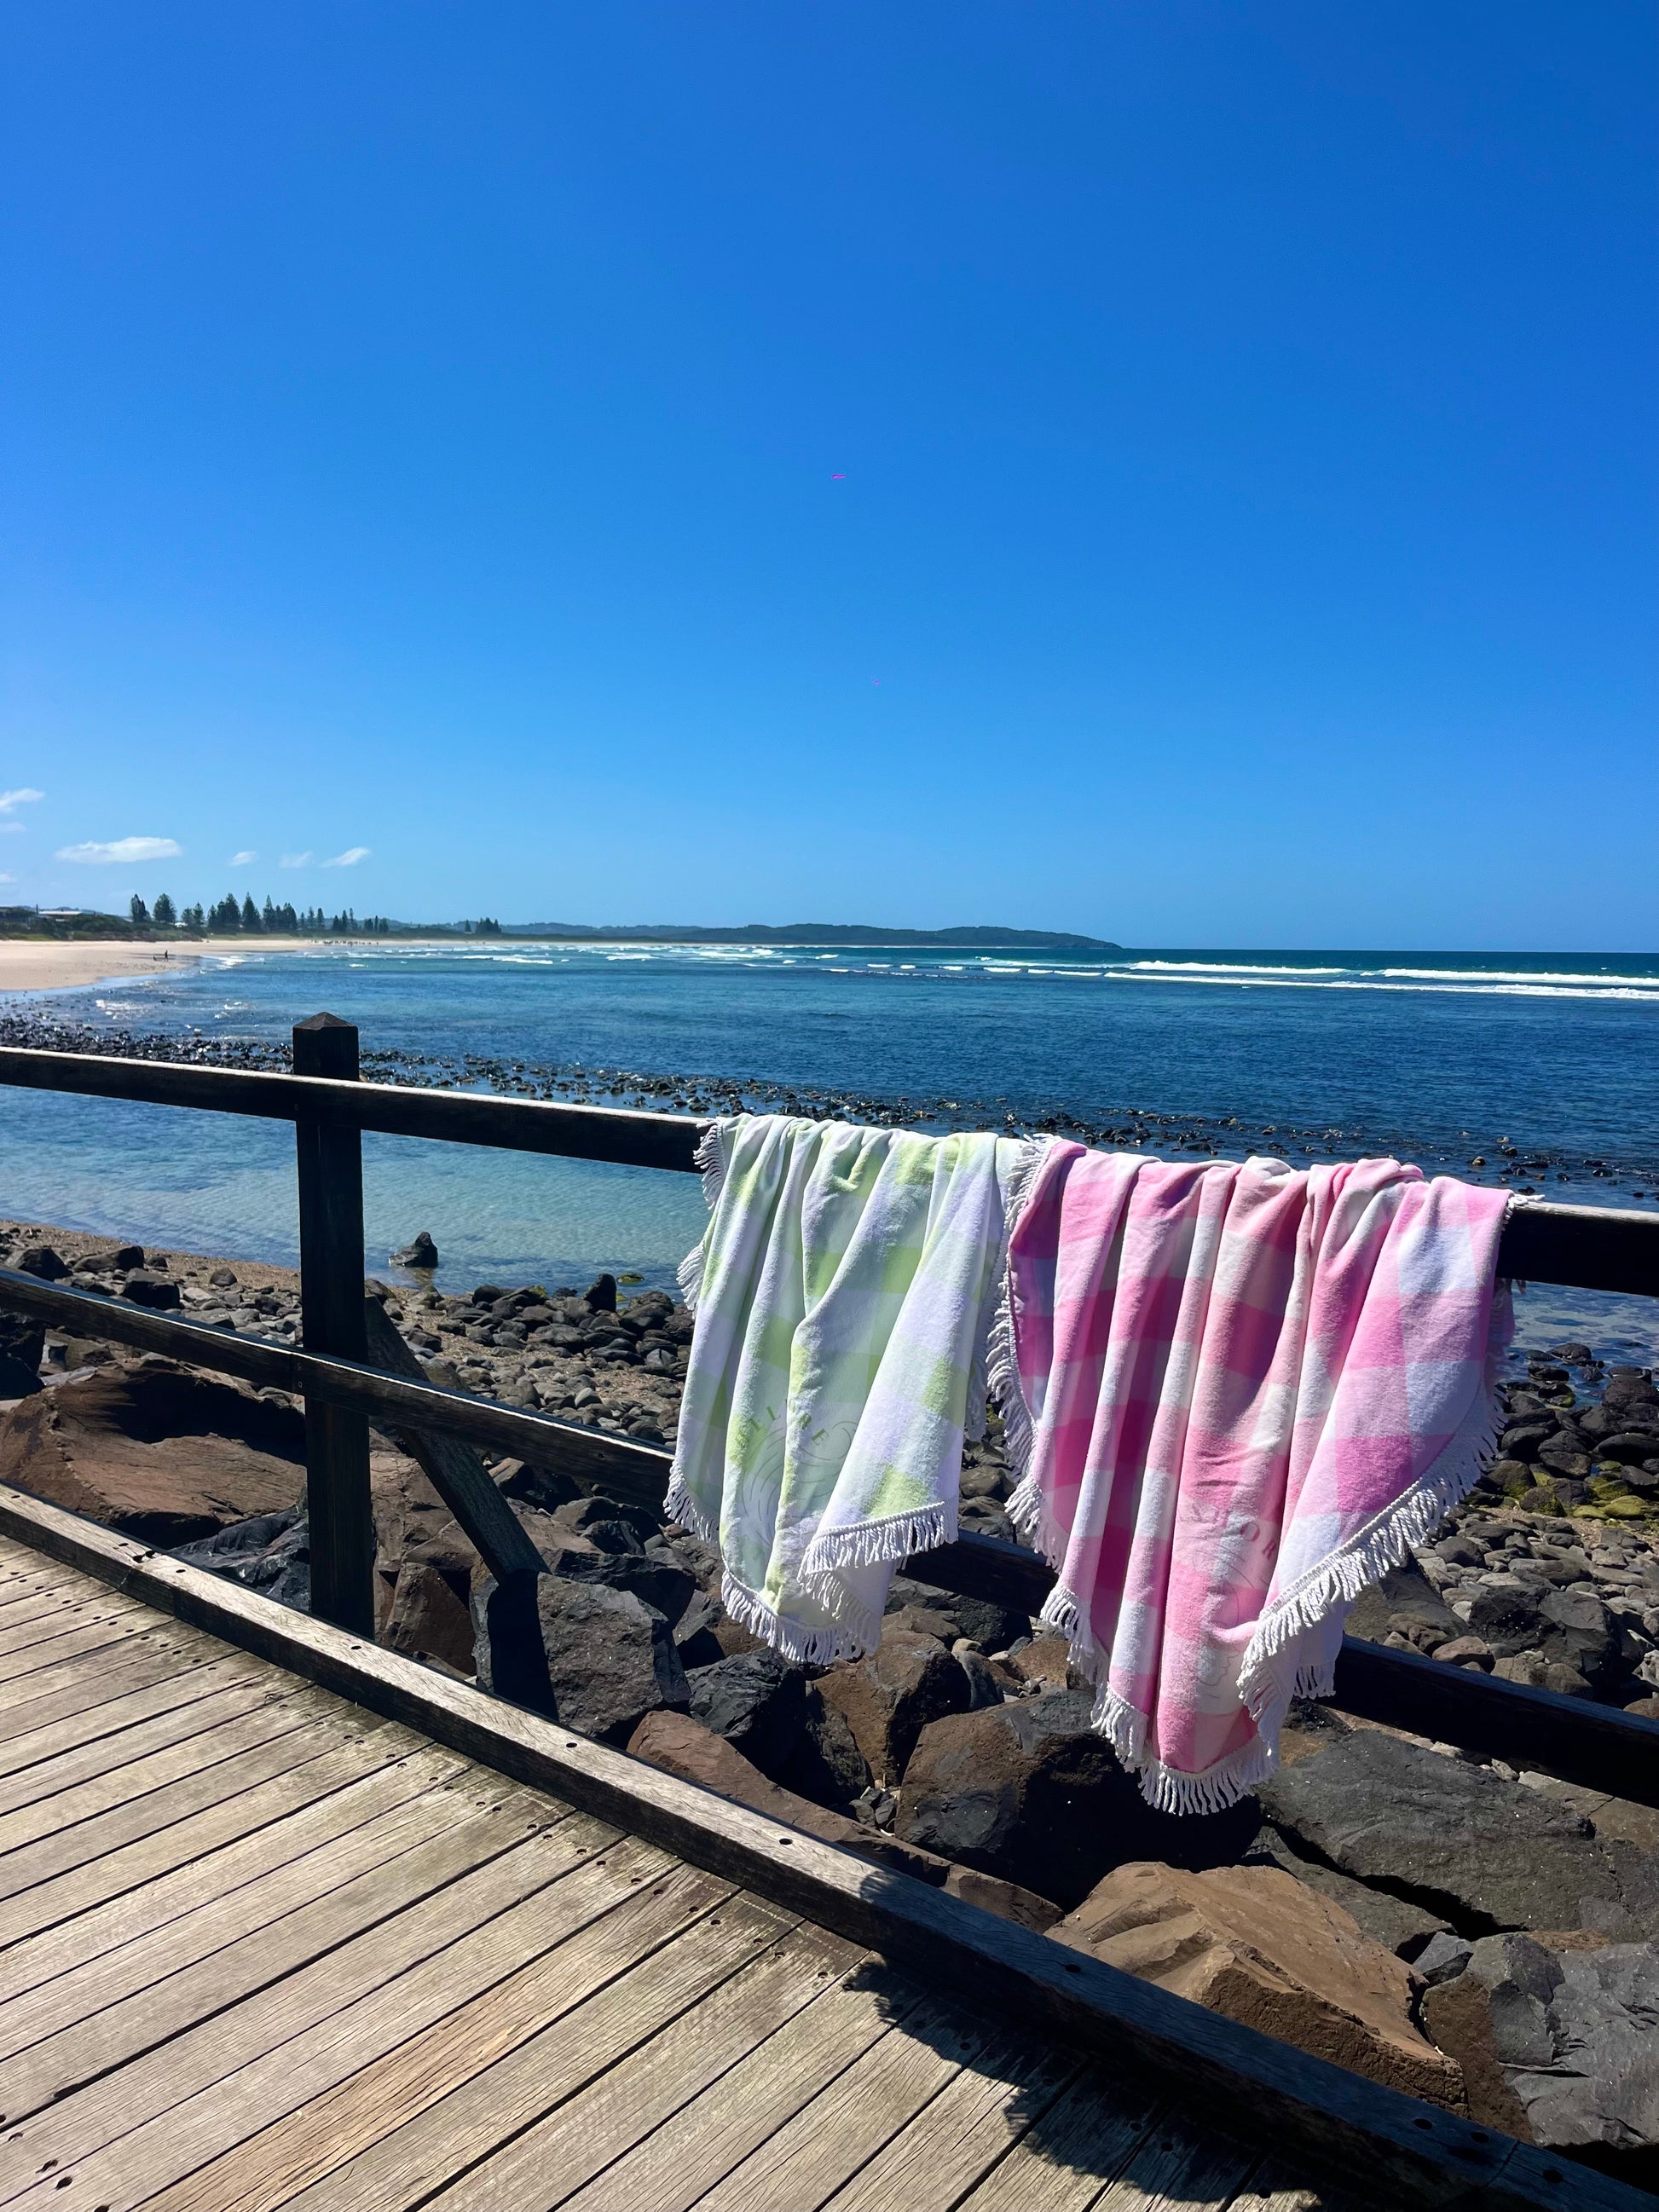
[998,1146,1512,1813]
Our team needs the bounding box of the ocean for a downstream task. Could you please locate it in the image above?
[3,942,1656,1362]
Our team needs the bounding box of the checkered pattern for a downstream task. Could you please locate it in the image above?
[668,1114,1026,1661]
[1000,1146,1512,1812]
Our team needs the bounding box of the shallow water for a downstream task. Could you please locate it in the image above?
[3,941,1656,1360]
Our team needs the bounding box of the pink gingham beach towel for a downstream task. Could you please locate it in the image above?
[997,1146,1512,1813]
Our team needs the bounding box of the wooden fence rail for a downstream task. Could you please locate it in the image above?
[3,1024,1658,1807]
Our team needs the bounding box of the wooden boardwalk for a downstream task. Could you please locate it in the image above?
[0,1532,1332,2212]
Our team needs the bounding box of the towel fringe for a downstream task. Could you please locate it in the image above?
[715,1571,874,1666]
[986,1135,1052,1493]
[674,1118,731,1314]
[801,1501,953,1583]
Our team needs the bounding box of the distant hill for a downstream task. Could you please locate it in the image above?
[502,921,1123,951]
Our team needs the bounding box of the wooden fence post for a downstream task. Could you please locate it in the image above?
[293,1013,376,1634]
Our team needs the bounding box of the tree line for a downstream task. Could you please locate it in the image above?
[128,895,393,935]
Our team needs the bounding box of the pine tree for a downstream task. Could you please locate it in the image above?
[129,893,149,927]
[240,895,258,931]
[153,892,176,927]
[262,898,276,932]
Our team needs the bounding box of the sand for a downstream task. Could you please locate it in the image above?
[0,937,329,996]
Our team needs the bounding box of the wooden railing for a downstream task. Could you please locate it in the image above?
[3,1021,1659,1801]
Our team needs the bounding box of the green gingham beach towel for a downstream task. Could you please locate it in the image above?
[667,1114,1031,1661]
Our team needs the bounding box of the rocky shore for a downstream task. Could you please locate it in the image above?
[4,1222,1659,2175]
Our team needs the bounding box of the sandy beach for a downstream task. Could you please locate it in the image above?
[0,936,325,995]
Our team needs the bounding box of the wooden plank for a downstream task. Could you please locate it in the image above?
[0,1830,674,2207]
[0,1608,174,1685]
[0,1690,333,1886]
[1226,2163,1366,2212]
[0,1741,463,2003]
[690,1996,993,2211]
[363,1297,546,1581]
[821,2022,1078,2212]
[0,1584,129,1643]
[0,1638,217,1742]
[525,1962,928,2212]
[150,1878,789,2212]
[0,1673,292,1823]
[954,2073,1164,2212]
[0,1496,1646,2212]
[0,1653,269,1786]
[293,1014,375,1636]
[0,1758,487,2068]
[0,1046,706,1172]
[1090,2113,1267,2212]
[388,1923,860,2212]
[0,1777,561,2125]
[1328,1636,1659,1808]
[4,1043,1657,1294]
[0,1720,401,1953]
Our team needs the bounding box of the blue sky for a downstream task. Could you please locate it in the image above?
[3,3,1654,947]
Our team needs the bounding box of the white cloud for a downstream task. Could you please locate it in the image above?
[229,850,257,868]
[0,823,23,835]
[280,852,313,869]
[56,835,183,865]
[321,846,371,869]
[0,789,43,815]
[0,873,14,885]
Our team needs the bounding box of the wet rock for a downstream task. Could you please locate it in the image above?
[391,1231,440,1270]
[685,1649,807,1778]
[471,1572,688,1744]
[1258,1728,1659,1936]
[1051,1861,1464,2108]
[0,1364,303,1545]
[583,1273,618,1312]
[816,1629,971,1785]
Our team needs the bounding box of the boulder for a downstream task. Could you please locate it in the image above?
[0,1363,304,1545]
[884,1576,1031,1654]
[120,1271,182,1310]
[491,1458,581,1513]
[1535,1587,1620,1689]
[685,1649,808,1778]
[895,1691,1258,1911]
[1050,1860,1464,2109]
[1345,1562,1459,1645]
[391,1231,440,1270]
[1245,1825,1451,1956]
[1421,1968,1536,2141]
[17,1245,66,1279]
[0,1314,44,1397]
[381,1561,475,1673]
[1259,1728,1659,1936]
[627,1711,1059,1934]
[372,1448,477,1579]
[1462,1935,1659,2173]
[1466,1578,1549,1658]
[816,1630,971,1784]
[670,1588,725,1670]
[471,1573,689,1744]
[775,1684,870,1807]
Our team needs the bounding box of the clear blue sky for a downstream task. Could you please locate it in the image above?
[3,3,1654,947]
